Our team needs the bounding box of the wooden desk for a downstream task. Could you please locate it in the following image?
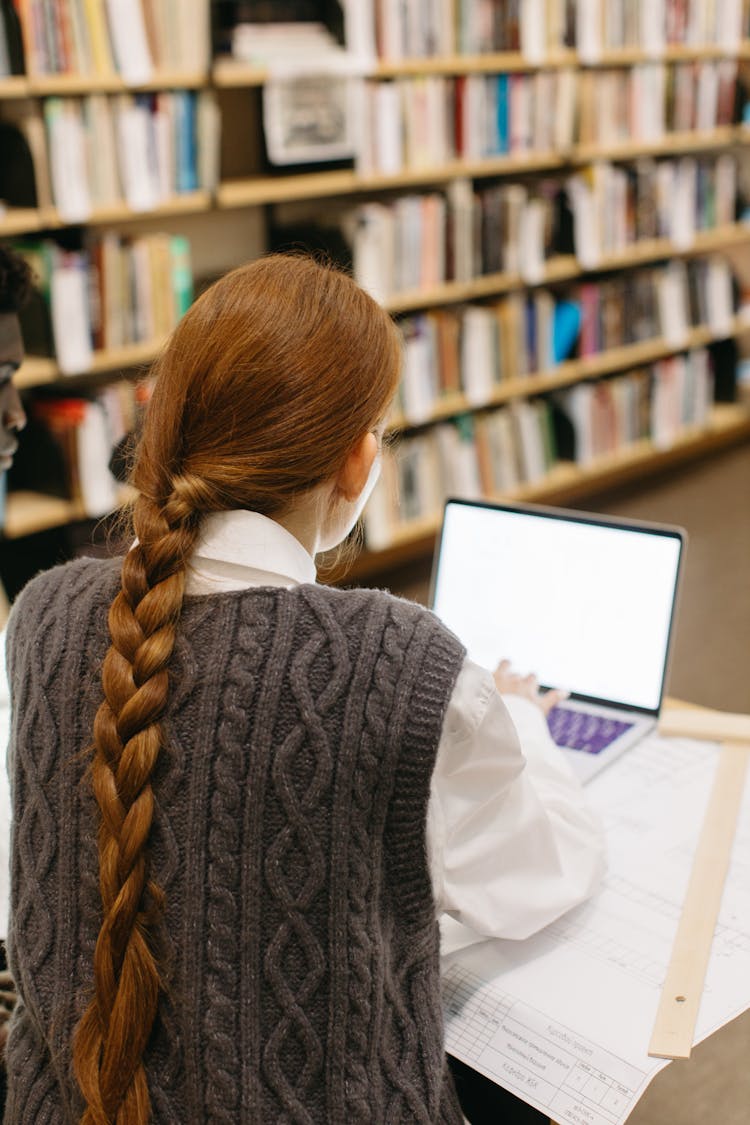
[548,696,736,1125]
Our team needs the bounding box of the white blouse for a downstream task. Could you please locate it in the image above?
[0,510,606,942]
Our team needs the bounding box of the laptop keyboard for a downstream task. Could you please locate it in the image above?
[547,706,635,755]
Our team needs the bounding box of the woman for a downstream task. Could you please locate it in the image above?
[5,255,603,1123]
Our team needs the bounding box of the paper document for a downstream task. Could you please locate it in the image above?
[442,734,750,1124]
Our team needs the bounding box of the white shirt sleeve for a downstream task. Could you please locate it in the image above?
[427,657,606,941]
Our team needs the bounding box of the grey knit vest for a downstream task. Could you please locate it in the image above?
[5,556,467,1123]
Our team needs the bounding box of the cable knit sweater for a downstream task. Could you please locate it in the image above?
[4,556,467,1123]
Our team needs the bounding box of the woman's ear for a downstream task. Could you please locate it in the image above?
[336,432,379,502]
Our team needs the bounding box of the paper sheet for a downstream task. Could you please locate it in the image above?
[441,734,750,1124]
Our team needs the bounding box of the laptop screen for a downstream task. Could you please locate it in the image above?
[430,500,684,714]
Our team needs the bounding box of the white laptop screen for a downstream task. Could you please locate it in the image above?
[431,501,684,714]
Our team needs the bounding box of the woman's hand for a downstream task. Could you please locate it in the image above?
[493,659,568,716]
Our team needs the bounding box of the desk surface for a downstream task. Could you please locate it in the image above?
[441,698,750,1125]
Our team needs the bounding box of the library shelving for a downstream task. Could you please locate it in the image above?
[3,4,750,579]
[384,223,750,314]
[386,317,750,432]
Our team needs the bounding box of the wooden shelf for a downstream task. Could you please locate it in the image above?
[219,129,747,209]
[385,223,750,313]
[0,76,30,98]
[213,43,750,85]
[0,207,44,236]
[574,126,740,163]
[218,153,565,208]
[343,403,750,578]
[16,337,168,390]
[3,486,135,540]
[0,71,207,98]
[0,193,212,237]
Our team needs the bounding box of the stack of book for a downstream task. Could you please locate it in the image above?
[364,345,717,549]
[13,0,209,81]
[577,0,746,55]
[25,91,220,220]
[569,153,739,264]
[374,0,574,59]
[16,232,192,373]
[369,0,745,62]
[356,68,577,174]
[577,61,738,148]
[349,176,568,298]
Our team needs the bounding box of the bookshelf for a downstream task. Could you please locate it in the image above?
[342,402,750,581]
[387,317,750,432]
[2,2,750,580]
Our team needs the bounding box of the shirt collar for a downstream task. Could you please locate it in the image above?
[192,509,317,588]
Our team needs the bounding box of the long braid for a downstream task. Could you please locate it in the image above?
[73,483,204,1124]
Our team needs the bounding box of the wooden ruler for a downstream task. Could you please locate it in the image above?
[648,721,750,1060]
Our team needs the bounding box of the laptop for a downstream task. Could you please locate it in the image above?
[430,498,686,782]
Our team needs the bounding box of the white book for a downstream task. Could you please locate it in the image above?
[342,0,376,63]
[447,178,475,283]
[695,62,719,131]
[115,99,160,211]
[640,0,666,57]
[671,158,697,249]
[511,399,547,482]
[47,103,93,222]
[130,239,154,341]
[374,81,403,174]
[425,76,447,166]
[436,422,482,499]
[394,195,422,291]
[501,185,527,274]
[77,401,119,517]
[378,0,404,61]
[689,348,714,424]
[714,153,737,227]
[104,0,154,84]
[568,173,601,269]
[351,203,394,302]
[520,0,545,64]
[179,0,210,71]
[716,0,743,52]
[86,95,122,207]
[518,198,546,285]
[651,359,680,449]
[577,0,603,63]
[487,408,520,491]
[706,257,734,339]
[461,306,496,406]
[152,101,172,200]
[554,72,576,144]
[435,0,455,55]
[657,261,690,347]
[401,321,437,425]
[51,262,93,375]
